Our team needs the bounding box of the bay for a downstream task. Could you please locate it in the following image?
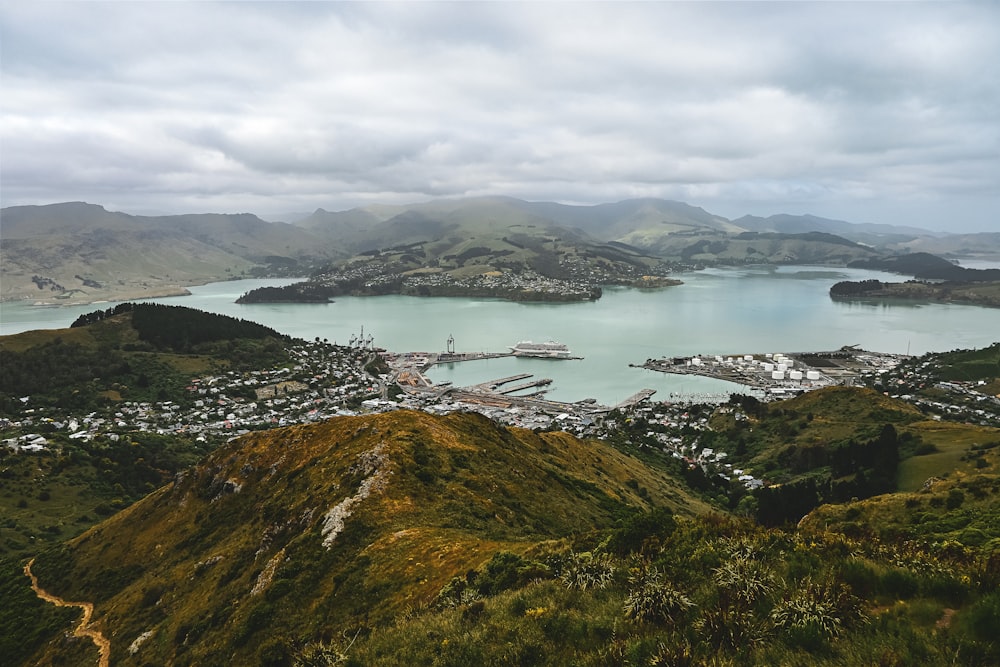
[1,267,997,405]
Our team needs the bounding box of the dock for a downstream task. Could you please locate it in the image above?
[488,373,533,389]
[616,389,656,408]
[497,378,553,395]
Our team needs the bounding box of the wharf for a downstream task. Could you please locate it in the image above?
[488,373,532,389]
[616,389,656,408]
[639,347,906,397]
[497,378,553,395]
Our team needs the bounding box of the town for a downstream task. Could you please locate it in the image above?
[4,336,999,500]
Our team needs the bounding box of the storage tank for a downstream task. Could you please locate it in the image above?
[789,370,804,381]
[771,370,785,380]
[762,362,775,372]
[806,370,821,381]
[776,363,788,372]
[743,355,753,361]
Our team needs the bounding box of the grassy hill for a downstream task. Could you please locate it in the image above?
[0,302,289,414]
[0,305,294,561]
[0,203,338,303]
[3,379,1000,664]
[16,410,710,666]
[8,407,1000,666]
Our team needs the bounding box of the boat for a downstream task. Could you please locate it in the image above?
[509,340,574,359]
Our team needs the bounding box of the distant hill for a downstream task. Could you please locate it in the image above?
[732,213,934,245]
[0,302,290,416]
[292,197,897,267]
[0,203,339,303]
[8,197,997,306]
[849,252,1000,281]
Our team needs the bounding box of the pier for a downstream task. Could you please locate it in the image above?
[497,378,553,395]
[488,373,532,389]
[616,388,656,408]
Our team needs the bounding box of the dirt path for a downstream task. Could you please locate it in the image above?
[24,558,111,667]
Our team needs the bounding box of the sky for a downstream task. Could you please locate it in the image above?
[1,2,998,233]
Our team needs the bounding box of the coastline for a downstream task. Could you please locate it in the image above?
[2,285,194,307]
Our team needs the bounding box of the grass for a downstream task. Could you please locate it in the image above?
[17,410,711,665]
[897,421,998,491]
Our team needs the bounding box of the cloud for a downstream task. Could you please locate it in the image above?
[1,1,998,231]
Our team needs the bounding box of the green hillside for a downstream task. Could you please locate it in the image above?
[16,410,710,666]
[0,305,295,561]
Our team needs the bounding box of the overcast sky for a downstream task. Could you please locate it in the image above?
[2,2,998,232]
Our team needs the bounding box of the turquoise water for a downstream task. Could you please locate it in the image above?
[2,267,997,404]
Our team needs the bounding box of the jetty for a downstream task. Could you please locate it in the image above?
[497,378,553,395]
[616,388,656,408]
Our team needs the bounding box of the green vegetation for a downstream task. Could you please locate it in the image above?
[4,333,1000,666]
[297,512,1000,666]
[0,303,291,414]
[0,431,211,559]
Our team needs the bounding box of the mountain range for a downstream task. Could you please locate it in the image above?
[3,197,999,304]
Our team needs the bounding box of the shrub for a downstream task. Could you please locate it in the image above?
[712,554,778,607]
[771,596,843,644]
[957,591,1000,644]
[559,552,616,591]
[623,569,694,625]
[607,508,676,556]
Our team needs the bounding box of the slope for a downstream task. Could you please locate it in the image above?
[23,409,710,666]
[0,203,337,303]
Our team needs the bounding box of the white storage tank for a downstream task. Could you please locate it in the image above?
[763,362,775,372]
[776,363,788,372]
[789,370,804,381]
[744,355,754,361]
[806,370,821,381]
[771,370,785,380]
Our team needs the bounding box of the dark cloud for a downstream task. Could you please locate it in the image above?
[1,2,997,231]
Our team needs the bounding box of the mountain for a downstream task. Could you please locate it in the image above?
[0,203,339,304]
[849,252,1000,281]
[291,197,899,268]
[19,409,710,665]
[7,197,990,306]
[731,213,935,245]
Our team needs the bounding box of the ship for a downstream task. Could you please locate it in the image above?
[509,340,574,359]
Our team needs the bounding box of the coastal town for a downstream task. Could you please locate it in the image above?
[5,330,1000,502]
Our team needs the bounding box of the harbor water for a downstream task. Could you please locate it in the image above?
[1,266,997,405]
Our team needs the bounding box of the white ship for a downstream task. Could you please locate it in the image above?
[509,340,573,359]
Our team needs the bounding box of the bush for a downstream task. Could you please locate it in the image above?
[956,591,1000,657]
[559,552,616,591]
[623,570,694,625]
[880,568,920,599]
[607,508,676,556]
